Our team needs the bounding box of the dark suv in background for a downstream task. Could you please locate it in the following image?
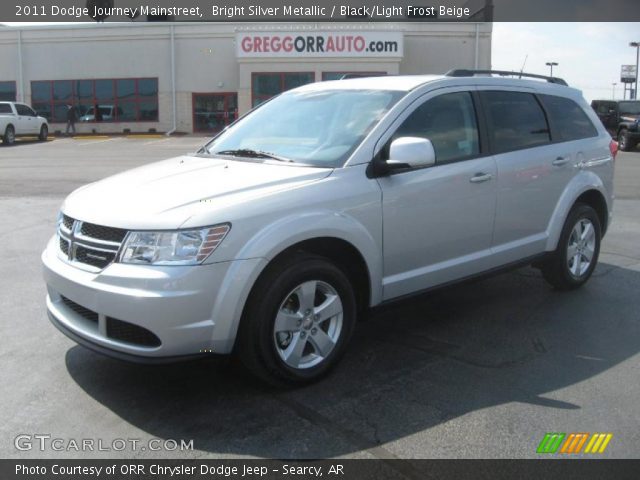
[591,99,640,151]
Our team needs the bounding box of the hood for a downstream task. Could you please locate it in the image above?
[62,155,333,229]
[620,114,640,122]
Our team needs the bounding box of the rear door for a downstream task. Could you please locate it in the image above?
[376,88,498,300]
[479,89,598,264]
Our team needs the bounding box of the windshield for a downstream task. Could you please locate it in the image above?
[204,89,403,167]
[619,101,640,115]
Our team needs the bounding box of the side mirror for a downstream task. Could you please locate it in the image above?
[387,137,436,169]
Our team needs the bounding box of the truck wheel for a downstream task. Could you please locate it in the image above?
[3,125,15,145]
[38,124,48,141]
[237,253,357,386]
[540,203,601,290]
[618,129,632,151]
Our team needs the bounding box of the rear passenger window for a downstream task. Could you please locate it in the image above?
[482,91,551,154]
[0,104,12,114]
[540,95,598,142]
[393,91,480,163]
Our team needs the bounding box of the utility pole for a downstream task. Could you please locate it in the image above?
[630,42,639,99]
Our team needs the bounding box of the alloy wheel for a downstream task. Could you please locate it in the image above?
[273,280,343,370]
[566,218,596,278]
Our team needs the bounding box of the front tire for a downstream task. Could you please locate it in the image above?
[237,253,357,386]
[39,124,48,141]
[3,125,15,145]
[541,203,601,290]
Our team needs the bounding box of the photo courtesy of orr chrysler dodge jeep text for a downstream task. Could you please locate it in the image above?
[42,71,616,385]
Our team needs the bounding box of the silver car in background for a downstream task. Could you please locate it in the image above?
[42,71,616,385]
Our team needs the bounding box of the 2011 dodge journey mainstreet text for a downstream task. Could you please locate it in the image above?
[43,70,616,385]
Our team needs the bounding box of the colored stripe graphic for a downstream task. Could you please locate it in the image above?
[584,433,613,453]
[560,433,589,453]
[539,433,613,454]
[537,433,566,453]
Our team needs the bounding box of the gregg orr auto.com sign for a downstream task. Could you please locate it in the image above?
[236,32,403,58]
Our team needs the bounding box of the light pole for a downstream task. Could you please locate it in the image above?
[612,83,617,100]
[630,42,639,99]
[546,61,558,77]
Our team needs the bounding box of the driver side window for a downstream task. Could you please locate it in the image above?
[393,92,480,164]
[16,104,36,117]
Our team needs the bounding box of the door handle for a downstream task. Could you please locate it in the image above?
[552,156,570,166]
[469,173,493,183]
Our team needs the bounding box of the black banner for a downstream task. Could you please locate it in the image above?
[2,0,640,22]
[2,460,640,480]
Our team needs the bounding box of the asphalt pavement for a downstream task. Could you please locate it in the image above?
[1,135,638,460]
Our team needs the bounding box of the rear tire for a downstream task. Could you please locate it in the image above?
[540,204,601,290]
[237,253,357,386]
[39,124,48,141]
[618,128,633,152]
[3,125,15,145]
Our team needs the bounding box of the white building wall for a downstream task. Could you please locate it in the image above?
[0,22,492,134]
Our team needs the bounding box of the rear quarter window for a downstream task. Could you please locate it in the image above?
[540,95,598,142]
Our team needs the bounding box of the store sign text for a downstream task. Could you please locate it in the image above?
[236,32,403,58]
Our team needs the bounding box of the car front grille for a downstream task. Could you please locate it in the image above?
[80,222,128,243]
[58,215,128,271]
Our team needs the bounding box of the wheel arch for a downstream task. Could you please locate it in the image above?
[546,174,611,251]
[253,237,372,314]
[575,189,609,236]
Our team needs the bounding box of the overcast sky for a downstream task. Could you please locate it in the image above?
[3,21,639,102]
[492,22,640,102]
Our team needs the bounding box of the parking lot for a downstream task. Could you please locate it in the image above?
[1,135,639,460]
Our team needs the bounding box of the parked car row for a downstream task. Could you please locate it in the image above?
[0,101,131,145]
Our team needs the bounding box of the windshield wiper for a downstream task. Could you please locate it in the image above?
[213,148,293,163]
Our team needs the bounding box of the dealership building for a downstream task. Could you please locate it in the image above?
[0,22,492,134]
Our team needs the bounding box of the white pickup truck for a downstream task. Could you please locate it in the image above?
[0,101,49,145]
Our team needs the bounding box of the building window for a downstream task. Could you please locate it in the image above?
[0,81,17,101]
[321,72,386,81]
[192,93,238,133]
[30,78,158,123]
[251,72,315,107]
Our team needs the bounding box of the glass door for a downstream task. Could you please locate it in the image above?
[192,93,238,133]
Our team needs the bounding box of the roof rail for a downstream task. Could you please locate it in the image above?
[340,73,387,80]
[445,69,568,86]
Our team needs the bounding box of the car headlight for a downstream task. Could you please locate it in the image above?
[119,224,230,266]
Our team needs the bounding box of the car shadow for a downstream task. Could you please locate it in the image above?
[64,262,640,458]
[2,138,50,147]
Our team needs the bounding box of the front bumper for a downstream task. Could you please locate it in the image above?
[42,236,266,360]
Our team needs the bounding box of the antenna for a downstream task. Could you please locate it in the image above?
[519,54,529,79]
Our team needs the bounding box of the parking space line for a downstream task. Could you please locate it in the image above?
[143,137,172,145]
[76,138,118,146]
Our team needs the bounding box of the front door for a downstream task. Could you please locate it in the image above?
[376,89,498,300]
[15,104,38,134]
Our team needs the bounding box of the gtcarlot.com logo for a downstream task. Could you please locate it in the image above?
[14,434,194,452]
[537,432,613,454]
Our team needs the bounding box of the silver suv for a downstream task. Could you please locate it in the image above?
[42,71,616,385]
